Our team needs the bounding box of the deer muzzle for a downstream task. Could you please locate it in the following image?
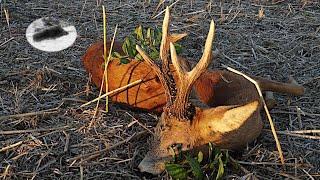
[138,152,172,175]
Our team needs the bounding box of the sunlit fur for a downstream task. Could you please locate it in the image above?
[82,9,304,175]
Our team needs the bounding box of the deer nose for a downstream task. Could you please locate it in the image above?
[138,157,166,175]
[137,163,147,172]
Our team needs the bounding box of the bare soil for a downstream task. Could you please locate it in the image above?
[1,1,319,179]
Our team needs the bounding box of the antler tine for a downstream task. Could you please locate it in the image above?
[136,7,189,108]
[170,43,185,80]
[188,20,215,83]
[160,7,188,61]
[159,6,170,66]
[169,20,215,120]
[171,20,215,85]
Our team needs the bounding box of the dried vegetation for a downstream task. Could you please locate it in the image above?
[0,0,319,179]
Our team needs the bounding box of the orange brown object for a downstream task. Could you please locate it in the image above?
[82,41,167,112]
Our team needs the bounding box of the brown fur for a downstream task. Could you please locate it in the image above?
[81,10,304,174]
[82,41,193,113]
[82,41,167,112]
[83,40,304,174]
[82,41,304,113]
[135,8,305,175]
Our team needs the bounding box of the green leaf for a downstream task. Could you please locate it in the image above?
[208,142,213,161]
[120,58,130,64]
[147,28,155,45]
[122,37,130,56]
[213,148,221,161]
[134,25,144,41]
[186,155,204,180]
[141,43,148,50]
[155,27,162,43]
[149,50,159,60]
[174,43,183,54]
[128,47,137,58]
[165,163,188,180]
[116,25,184,64]
[215,157,224,180]
[197,151,203,163]
[112,52,123,58]
[152,39,157,46]
[125,37,136,58]
[146,27,151,39]
[135,53,143,61]
[209,161,215,170]
[130,38,137,56]
[223,151,229,165]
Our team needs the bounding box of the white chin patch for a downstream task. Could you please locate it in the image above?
[26,17,77,52]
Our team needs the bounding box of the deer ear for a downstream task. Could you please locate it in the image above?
[201,101,260,133]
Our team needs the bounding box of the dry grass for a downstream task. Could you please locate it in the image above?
[0,0,319,179]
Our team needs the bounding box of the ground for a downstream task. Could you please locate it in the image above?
[0,0,319,179]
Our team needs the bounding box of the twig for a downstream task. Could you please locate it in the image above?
[81,154,100,163]
[222,53,249,70]
[37,159,56,172]
[276,131,320,140]
[237,160,311,168]
[0,125,69,135]
[125,112,155,136]
[1,165,10,179]
[62,98,87,103]
[93,22,118,119]
[79,0,87,18]
[0,141,23,152]
[152,1,181,19]
[0,109,58,121]
[63,131,70,152]
[0,37,14,47]
[264,129,320,140]
[271,110,318,118]
[4,7,11,37]
[296,106,303,129]
[224,65,285,165]
[0,102,63,121]
[80,165,84,180]
[66,131,147,163]
[251,48,258,61]
[229,156,252,175]
[11,152,28,161]
[81,79,142,107]
[282,129,320,134]
[302,169,315,180]
[102,5,108,112]
[225,9,241,25]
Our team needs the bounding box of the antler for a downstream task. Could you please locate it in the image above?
[137,7,215,120]
[170,20,215,119]
[136,7,187,106]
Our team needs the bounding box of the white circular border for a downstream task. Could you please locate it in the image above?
[26,17,77,52]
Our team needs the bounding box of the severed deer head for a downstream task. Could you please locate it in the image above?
[135,7,263,174]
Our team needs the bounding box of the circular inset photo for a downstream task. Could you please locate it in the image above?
[26,17,77,52]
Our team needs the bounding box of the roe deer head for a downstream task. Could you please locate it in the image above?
[135,7,271,175]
